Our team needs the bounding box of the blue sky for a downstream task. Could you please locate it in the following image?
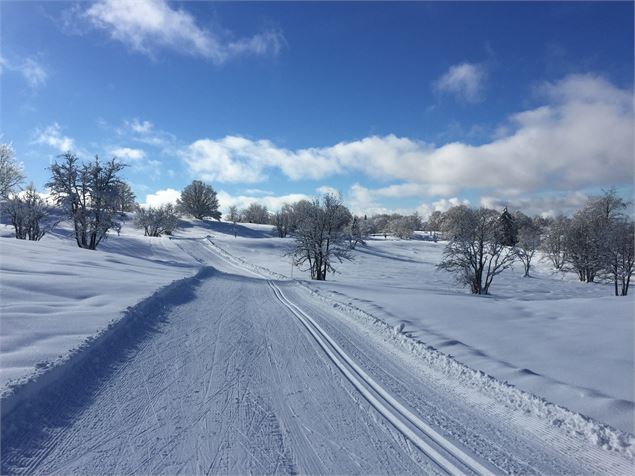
[1,1,633,217]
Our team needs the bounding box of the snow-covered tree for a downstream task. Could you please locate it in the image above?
[5,184,57,241]
[241,202,269,224]
[177,180,221,220]
[515,218,542,277]
[114,182,137,212]
[564,189,627,283]
[272,204,293,238]
[604,217,634,296]
[498,207,518,247]
[438,206,516,295]
[541,215,569,270]
[348,216,370,249]
[227,205,239,223]
[47,153,126,250]
[0,143,25,199]
[134,204,180,237]
[290,194,352,280]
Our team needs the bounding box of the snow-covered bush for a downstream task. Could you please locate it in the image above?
[134,204,180,237]
[5,184,57,241]
[0,143,25,199]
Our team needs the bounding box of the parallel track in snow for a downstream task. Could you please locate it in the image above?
[200,237,494,475]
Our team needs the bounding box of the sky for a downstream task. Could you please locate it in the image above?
[1,0,633,218]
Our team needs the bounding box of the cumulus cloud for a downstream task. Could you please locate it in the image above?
[34,123,75,152]
[80,0,283,63]
[0,55,47,88]
[434,62,486,103]
[142,188,181,207]
[110,147,146,161]
[181,74,633,198]
[217,191,311,213]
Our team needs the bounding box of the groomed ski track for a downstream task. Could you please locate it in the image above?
[2,237,633,475]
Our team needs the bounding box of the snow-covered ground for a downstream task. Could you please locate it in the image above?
[183,222,635,434]
[0,223,198,395]
[1,217,634,473]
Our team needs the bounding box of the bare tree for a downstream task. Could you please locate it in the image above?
[134,204,180,237]
[515,218,542,277]
[438,206,516,295]
[604,218,634,296]
[541,215,569,270]
[272,204,292,238]
[5,184,57,240]
[47,153,126,250]
[564,189,627,283]
[290,194,352,280]
[0,143,25,199]
[177,180,221,220]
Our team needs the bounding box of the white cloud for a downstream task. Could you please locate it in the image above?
[434,62,486,103]
[34,123,75,152]
[81,0,283,63]
[0,55,47,88]
[110,147,146,161]
[142,188,180,207]
[128,119,153,134]
[316,185,340,196]
[181,74,633,197]
[217,190,311,213]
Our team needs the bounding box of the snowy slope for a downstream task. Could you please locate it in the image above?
[190,222,635,434]
[0,224,198,396]
[2,236,633,474]
[1,216,633,468]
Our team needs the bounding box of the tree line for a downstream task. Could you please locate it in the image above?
[1,144,632,293]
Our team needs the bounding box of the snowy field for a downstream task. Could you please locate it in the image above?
[0,223,198,395]
[1,216,634,471]
[182,221,635,434]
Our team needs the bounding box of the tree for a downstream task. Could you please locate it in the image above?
[0,143,25,199]
[241,202,269,224]
[47,153,126,250]
[114,182,137,212]
[604,218,634,296]
[5,184,57,241]
[438,206,516,295]
[272,204,293,238]
[290,194,352,280]
[498,207,518,247]
[541,216,569,270]
[515,218,542,277]
[348,216,370,249]
[389,215,418,239]
[134,204,180,237]
[227,205,239,223]
[177,180,221,220]
[564,189,627,283]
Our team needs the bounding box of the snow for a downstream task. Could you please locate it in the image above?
[0,224,198,395]
[1,217,634,473]
[191,224,635,434]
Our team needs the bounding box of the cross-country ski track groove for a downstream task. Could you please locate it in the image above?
[1,236,633,475]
